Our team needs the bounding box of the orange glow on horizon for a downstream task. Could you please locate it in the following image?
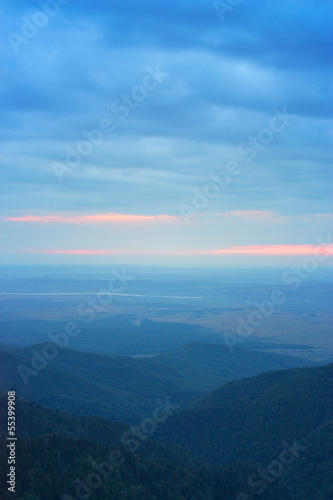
[210,244,333,255]
[12,244,333,256]
[3,213,179,224]
[4,212,333,225]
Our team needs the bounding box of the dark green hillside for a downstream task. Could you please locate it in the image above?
[0,341,316,424]
[151,342,316,392]
[157,363,333,464]
[0,349,156,423]
[157,363,333,499]
[1,363,331,499]
[0,435,291,500]
[0,395,291,500]
[283,419,333,500]
[0,394,128,444]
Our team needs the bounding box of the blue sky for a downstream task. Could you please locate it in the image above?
[0,0,332,266]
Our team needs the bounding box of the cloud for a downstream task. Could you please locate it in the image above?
[7,244,333,257]
[3,213,179,224]
[296,213,333,222]
[225,211,290,223]
[211,244,333,256]
[1,0,332,265]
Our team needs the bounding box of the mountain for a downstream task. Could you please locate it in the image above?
[156,363,333,499]
[0,393,127,444]
[0,342,316,423]
[0,395,291,500]
[150,341,317,392]
[283,418,333,499]
[0,359,330,498]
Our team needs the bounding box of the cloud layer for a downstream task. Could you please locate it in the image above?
[1,0,332,265]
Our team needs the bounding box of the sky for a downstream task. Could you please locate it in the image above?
[0,0,332,267]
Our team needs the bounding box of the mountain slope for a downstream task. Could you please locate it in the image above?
[157,363,333,463]
[156,363,333,499]
[0,435,292,500]
[0,342,319,424]
[152,341,316,392]
[0,395,291,500]
[284,418,333,500]
[0,349,156,423]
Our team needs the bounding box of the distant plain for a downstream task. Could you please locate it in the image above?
[0,267,332,361]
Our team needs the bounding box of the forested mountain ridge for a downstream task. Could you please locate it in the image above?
[157,363,333,462]
[0,349,330,499]
[0,341,317,424]
[156,363,333,500]
[0,395,291,500]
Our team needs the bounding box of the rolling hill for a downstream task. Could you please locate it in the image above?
[0,341,317,423]
[156,363,333,499]
[0,394,291,500]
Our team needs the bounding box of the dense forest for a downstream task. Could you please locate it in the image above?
[0,362,332,499]
[0,396,291,500]
[0,342,316,424]
[156,363,333,499]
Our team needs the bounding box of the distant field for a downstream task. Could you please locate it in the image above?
[0,271,332,361]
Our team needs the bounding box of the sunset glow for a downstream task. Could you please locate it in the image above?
[13,244,333,257]
[1,0,331,269]
[211,245,333,255]
[4,213,179,224]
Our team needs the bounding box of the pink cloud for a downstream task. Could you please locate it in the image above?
[3,213,179,224]
[211,244,333,255]
[12,244,333,256]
